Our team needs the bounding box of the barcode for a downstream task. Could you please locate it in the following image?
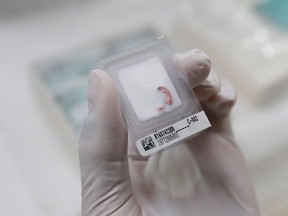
[140,136,156,151]
[156,132,180,146]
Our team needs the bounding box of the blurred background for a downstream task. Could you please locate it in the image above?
[1,0,288,215]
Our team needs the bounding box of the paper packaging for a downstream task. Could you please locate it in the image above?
[98,36,211,157]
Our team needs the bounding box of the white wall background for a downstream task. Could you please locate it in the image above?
[1,0,288,215]
[0,0,96,19]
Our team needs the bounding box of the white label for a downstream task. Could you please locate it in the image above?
[136,111,211,157]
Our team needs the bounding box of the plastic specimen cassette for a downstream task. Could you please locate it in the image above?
[98,36,211,157]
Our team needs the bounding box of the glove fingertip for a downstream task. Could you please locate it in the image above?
[204,79,237,118]
[177,49,211,87]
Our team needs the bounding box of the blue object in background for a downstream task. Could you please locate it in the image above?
[256,0,288,29]
[37,30,157,134]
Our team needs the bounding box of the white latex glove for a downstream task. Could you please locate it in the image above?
[79,49,260,216]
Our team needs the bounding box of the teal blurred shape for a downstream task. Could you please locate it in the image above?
[256,0,288,29]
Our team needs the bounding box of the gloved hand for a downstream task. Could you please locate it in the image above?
[79,49,260,216]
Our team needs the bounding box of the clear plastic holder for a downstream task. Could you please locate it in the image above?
[98,36,211,157]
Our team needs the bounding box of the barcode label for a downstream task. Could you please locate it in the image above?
[140,136,156,151]
[136,111,211,157]
[157,131,180,146]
